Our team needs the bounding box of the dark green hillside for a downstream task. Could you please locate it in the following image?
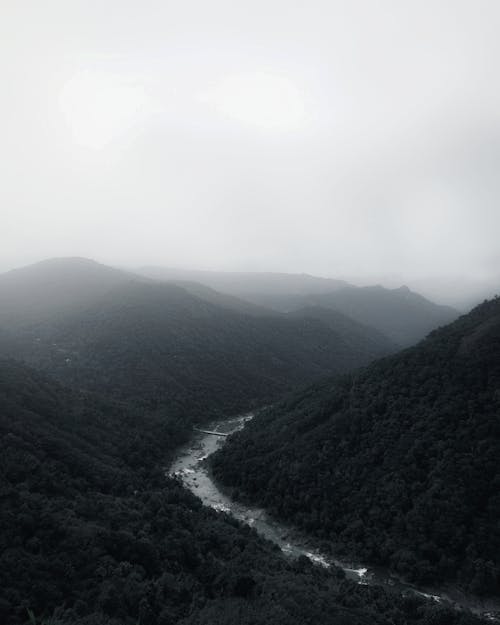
[279,285,458,346]
[4,279,391,420]
[0,258,142,328]
[1,360,480,625]
[287,305,397,356]
[212,297,500,594]
[138,266,458,346]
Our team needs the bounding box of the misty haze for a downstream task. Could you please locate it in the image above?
[0,2,499,625]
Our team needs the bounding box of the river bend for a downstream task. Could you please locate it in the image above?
[169,413,499,623]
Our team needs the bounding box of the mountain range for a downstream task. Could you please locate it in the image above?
[0,256,493,623]
[138,266,459,346]
[0,258,395,422]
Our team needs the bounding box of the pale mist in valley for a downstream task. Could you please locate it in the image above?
[1,2,499,625]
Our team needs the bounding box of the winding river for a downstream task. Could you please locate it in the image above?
[169,413,499,623]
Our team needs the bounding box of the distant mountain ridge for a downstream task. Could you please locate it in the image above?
[138,266,350,298]
[138,266,459,345]
[289,284,458,345]
[0,257,145,328]
[0,258,394,419]
[164,279,276,317]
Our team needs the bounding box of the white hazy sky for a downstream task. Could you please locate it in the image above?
[1,0,499,289]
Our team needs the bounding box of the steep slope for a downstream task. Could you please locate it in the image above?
[138,266,458,345]
[1,360,478,625]
[212,297,500,595]
[3,278,391,421]
[288,285,458,345]
[160,282,396,355]
[166,279,275,317]
[0,257,143,328]
[287,306,397,356]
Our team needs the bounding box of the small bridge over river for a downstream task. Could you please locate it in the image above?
[193,427,228,437]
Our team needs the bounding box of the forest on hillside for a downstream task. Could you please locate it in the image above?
[211,298,500,596]
[0,275,395,424]
[1,359,485,625]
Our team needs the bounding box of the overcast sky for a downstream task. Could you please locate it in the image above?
[1,1,499,294]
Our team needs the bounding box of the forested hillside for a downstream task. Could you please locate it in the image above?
[212,297,500,595]
[1,262,394,420]
[287,306,397,357]
[0,258,140,328]
[268,285,458,346]
[138,266,458,345]
[1,359,482,625]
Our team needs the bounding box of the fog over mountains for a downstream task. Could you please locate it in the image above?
[0,257,459,346]
[139,264,458,346]
[0,258,397,421]
[0,256,463,427]
[0,255,498,624]
[2,2,500,623]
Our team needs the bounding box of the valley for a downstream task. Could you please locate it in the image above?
[171,414,500,623]
[0,258,497,625]
[4,4,500,622]
[211,298,500,601]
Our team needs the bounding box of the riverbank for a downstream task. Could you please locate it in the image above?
[169,413,500,622]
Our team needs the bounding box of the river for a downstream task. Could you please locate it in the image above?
[169,413,500,623]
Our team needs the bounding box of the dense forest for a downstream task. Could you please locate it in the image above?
[287,306,398,359]
[0,258,493,622]
[259,285,458,346]
[212,297,500,595]
[0,269,394,421]
[0,359,483,625]
[138,266,458,346]
[0,259,396,420]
